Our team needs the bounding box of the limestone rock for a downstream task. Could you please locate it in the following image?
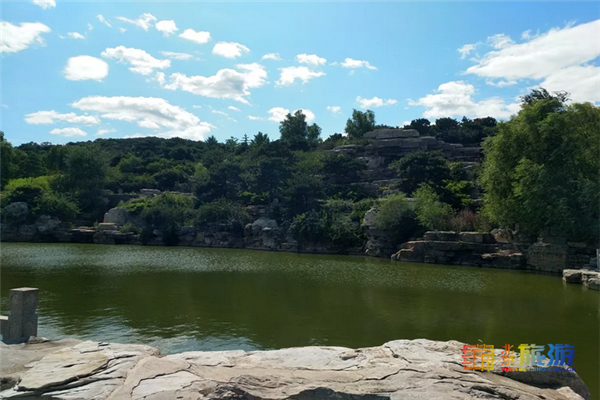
[35,215,62,234]
[1,202,29,223]
[0,339,589,400]
[585,277,600,291]
[103,208,129,226]
[97,223,119,232]
[562,269,583,284]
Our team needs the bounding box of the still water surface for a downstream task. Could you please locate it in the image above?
[1,243,599,395]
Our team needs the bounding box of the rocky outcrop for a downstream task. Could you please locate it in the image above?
[0,338,590,400]
[562,269,600,291]
[362,208,396,257]
[393,231,598,274]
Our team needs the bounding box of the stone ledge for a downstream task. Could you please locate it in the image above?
[0,338,590,400]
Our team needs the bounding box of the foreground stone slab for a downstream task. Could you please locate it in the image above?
[0,339,590,399]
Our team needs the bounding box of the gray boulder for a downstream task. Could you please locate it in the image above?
[1,202,29,223]
[35,215,61,234]
[103,208,129,226]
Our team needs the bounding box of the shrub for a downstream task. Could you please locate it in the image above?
[413,185,454,230]
[374,193,420,243]
[195,199,249,226]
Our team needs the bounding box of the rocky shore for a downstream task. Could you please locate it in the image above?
[0,338,591,399]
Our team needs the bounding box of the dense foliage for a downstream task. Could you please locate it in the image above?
[1,90,597,247]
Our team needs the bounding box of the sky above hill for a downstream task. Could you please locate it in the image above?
[1,0,599,145]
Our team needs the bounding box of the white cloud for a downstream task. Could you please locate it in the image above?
[102,46,170,75]
[296,53,326,66]
[466,20,599,81]
[228,106,241,112]
[50,127,87,137]
[212,42,250,59]
[116,13,157,31]
[247,115,264,121]
[192,105,202,109]
[25,110,100,125]
[0,22,51,53]
[276,66,325,86]
[157,63,267,104]
[540,65,600,104]
[356,96,397,109]
[87,23,93,31]
[457,44,476,59]
[63,56,109,81]
[118,27,126,33]
[407,80,520,119]
[212,110,228,116]
[96,14,112,28]
[267,107,315,123]
[179,29,211,44]
[485,79,517,87]
[464,20,600,103]
[71,96,214,140]
[97,128,116,135]
[488,33,514,49]
[32,0,55,9]
[160,51,193,60]
[155,20,178,37]
[339,58,377,70]
[327,105,341,114]
[67,32,85,40]
[262,53,281,61]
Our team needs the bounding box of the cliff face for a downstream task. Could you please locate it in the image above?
[0,338,590,400]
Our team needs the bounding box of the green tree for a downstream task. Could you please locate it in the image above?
[345,109,375,139]
[390,151,451,195]
[404,118,431,136]
[280,110,320,151]
[0,132,13,187]
[480,93,599,242]
[413,184,454,230]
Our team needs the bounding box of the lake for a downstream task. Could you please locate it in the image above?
[1,242,598,396]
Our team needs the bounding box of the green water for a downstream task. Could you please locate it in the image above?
[1,242,599,396]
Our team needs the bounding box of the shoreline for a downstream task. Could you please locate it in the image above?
[0,337,591,400]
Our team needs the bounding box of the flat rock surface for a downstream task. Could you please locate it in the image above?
[0,338,590,400]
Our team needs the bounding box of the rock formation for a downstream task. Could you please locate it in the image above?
[0,338,590,399]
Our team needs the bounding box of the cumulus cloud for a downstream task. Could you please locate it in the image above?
[228,106,241,111]
[262,53,281,60]
[97,128,116,135]
[179,29,211,44]
[25,111,100,125]
[0,22,51,53]
[212,42,250,59]
[67,32,85,40]
[88,23,93,31]
[71,96,214,140]
[102,46,170,75]
[339,58,377,70]
[465,19,600,102]
[407,81,520,119]
[155,20,178,37]
[116,13,157,31]
[356,96,397,109]
[457,44,476,59]
[156,63,267,104]
[487,33,514,49]
[32,0,55,9]
[96,14,112,28]
[267,107,315,123]
[63,56,109,81]
[296,53,326,66]
[160,51,193,60]
[540,65,600,104]
[327,105,341,114]
[247,115,264,121]
[50,127,87,137]
[276,66,325,86]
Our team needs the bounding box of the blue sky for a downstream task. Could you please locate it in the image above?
[1,1,599,145]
